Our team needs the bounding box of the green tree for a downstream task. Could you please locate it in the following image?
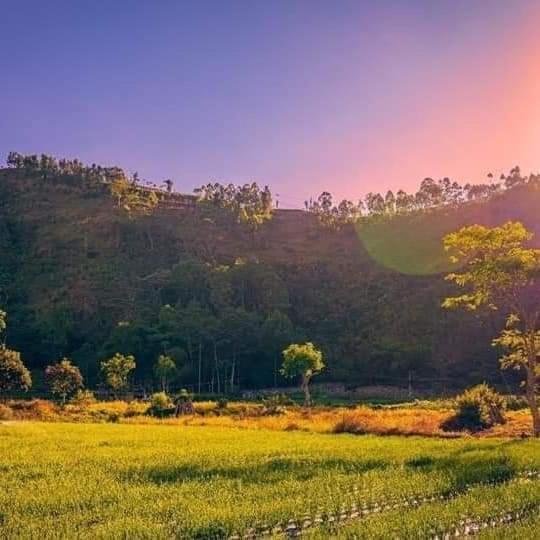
[154,354,176,392]
[281,342,324,407]
[101,353,136,394]
[442,221,540,437]
[45,359,83,405]
[0,347,32,396]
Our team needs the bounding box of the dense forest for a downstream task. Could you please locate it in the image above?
[1,152,540,394]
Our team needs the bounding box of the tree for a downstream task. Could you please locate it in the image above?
[442,221,540,437]
[0,347,32,397]
[154,354,176,392]
[101,353,136,394]
[281,342,324,407]
[45,359,83,404]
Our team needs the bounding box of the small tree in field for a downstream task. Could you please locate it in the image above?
[281,342,324,407]
[442,221,540,437]
[101,353,136,395]
[45,359,83,405]
[154,354,176,392]
[0,347,32,397]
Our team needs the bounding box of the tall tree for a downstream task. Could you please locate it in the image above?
[442,221,540,437]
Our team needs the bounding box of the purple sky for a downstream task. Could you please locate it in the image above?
[2,1,540,207]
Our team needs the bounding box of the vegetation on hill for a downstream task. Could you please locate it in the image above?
[1,152,540,396]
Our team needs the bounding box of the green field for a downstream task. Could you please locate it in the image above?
[0,422,539,539]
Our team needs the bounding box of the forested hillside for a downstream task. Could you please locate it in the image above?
[1,157,539,393]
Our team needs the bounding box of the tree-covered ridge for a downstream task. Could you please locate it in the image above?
[1,152,540,395]
[307,167,540,228]
[5,152,275,226]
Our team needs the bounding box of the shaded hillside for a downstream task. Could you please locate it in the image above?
[1,168,539,391]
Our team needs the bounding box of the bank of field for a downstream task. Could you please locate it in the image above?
[0,423,539,539]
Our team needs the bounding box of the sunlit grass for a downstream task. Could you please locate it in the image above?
[0,422,539,538]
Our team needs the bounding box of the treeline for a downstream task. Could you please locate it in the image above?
[307,167,540,227]
[6,151,126,186]
[4,152,274,226]
[195,182,273,228]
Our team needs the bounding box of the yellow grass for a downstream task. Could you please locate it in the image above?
[4,399,533,438]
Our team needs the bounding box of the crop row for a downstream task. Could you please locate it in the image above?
[228,470,540,539]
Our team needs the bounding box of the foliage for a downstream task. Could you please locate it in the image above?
[45,359,84,404]
[443,384,506,432]
[101,353,136,392]
[0,347,32,394]
[147,391,175,418]
[70,389,97,407]
[281,342,324,380]
[110,175,159,218]
[195,181,273,228]
[442,222,540,311]
[493,315,540,377]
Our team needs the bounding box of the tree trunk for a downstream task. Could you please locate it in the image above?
[526,358,540,437]
[214,342,220,394]
[301,374,311,407]
[145,229,154,251]
[197,342,202,394]
[230,349,236,393]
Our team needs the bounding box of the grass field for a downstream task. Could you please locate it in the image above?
[0,422,539,539]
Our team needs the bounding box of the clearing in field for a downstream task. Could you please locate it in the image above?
[0,422,539,539]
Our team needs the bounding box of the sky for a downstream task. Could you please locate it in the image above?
[1,0,540,208]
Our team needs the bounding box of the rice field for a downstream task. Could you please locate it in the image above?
[0,422,539,539]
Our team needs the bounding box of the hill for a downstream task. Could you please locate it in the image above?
[1,166,539,393]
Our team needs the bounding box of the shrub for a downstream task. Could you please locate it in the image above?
[0,403,13,420]
[8,399,56,420]
[70,389,97,407]
[148,392,175,418]
[261,394,288,416]
[505,394,529,411]
[443,384,506,432]
[0,347,32,395]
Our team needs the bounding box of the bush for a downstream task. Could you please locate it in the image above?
[261,394,289,416]
[0,403,13,420]
[148,392,175,418]
[505,394,529,411]
[70,389,97,407]
[443,384,506,432]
